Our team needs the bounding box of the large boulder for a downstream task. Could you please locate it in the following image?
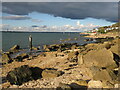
[29,67,43,80]
[7,65,33,85]
[93,69,117,84]
[42,68,63,79]
[6,65,43,85]
[82,48,118,69]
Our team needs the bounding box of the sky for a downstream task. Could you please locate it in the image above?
[1,2,118,32]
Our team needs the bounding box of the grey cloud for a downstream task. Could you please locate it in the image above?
[2,2,118,22]
[1,15,31,20]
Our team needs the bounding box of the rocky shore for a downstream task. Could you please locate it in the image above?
[1,35,120,89]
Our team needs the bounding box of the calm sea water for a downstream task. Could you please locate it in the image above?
[1,31,89,51]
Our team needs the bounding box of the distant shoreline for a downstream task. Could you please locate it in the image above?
[1,31,82,33]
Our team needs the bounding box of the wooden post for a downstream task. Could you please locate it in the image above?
[29,35,32,51]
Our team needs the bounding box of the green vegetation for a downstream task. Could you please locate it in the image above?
[97,22,119,34]
[97,27,106,34]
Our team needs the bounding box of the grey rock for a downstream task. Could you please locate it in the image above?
[83,48,118,69]
[42,68,64,79]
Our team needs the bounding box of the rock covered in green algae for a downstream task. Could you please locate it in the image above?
[7,65,33,85]
[6,65,43,85]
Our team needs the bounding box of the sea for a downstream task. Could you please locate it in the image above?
[1,31,91,52]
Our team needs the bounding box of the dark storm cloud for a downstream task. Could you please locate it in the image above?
[1,15,31,20]
[2,2,118,22]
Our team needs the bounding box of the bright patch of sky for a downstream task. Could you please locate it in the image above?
[1,12,116,32]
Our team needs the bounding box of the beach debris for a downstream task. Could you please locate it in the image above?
[42,68,64,79]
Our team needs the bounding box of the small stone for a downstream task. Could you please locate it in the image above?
[102,81,114,88]
[71,45,77,51]
[114,84,119,88]
[88,80,103,88]
[74,80,88,86]
[32,47,39,50]
[57,83,72,90]
[42,69,64,79]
